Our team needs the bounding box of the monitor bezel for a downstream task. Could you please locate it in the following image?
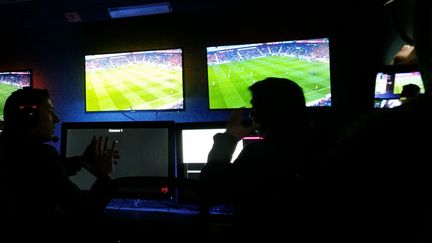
[84,47,185,113]
[373,64,423,108]
[175,121,263,181]
[175,121,228,180]
[60,120,176,198]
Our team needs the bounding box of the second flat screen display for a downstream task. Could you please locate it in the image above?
[85,48,184,112]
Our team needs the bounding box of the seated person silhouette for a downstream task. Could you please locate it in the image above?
[200,77,323,241]
[325,1,432,242]
[0,87,117,242]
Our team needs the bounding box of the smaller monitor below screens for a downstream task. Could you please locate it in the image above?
[374,98,402,109]
[177,124,263,180]
[374,66,424,108]
[60,121,175,199]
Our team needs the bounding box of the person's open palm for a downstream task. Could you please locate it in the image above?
[82,136,117,178]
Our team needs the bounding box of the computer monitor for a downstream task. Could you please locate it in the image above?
[176,122,263,180]
[0,69,32,121]
[60,121,176,198]
[84,48,184,112]
[374,65,424,108]
[206,38,331,109]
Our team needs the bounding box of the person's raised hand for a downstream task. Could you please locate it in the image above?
[82,136,118,178]
[226,108,254,140]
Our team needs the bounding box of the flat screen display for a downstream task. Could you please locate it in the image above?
[60,121,175,194]
[85,48,184,112]
[206,38,331,109]
[374,65,424,108]
[176,122,263,180]
[0,70,32,121]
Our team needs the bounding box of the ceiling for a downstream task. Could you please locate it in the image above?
[0,0,242,31]
[0,0,389,34]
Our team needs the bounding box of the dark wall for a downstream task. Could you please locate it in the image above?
[0,1,400,140]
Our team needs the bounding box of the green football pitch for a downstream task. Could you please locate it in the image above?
[0,83,21,120]
[393,75,424,94]
[207,56,331,109]
[86,63,183,112]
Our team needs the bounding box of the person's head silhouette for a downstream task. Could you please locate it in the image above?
[400,83,421,103]
[248,77,306,134]
[2,87,60,142]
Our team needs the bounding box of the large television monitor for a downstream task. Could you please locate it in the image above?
[176,122,263,180]
[85,48,184,112]
[0,69,32,121]
[206,38,331,109]
[60,121,176,198]
[374,65,424,108]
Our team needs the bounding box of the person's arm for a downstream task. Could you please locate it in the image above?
[206,132,239,166]
[207,108,253,166]
[200,132,238,207]
[61,136,118,218]
[81,136,118,214]
[200,109,253,205]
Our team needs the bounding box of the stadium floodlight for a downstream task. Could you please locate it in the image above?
[108,2,172,19]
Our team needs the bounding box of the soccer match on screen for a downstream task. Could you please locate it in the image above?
[0,71,32,120]
[85,49,184,112]
[206,38,331,109]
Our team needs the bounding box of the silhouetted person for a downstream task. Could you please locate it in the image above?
[400,83,421,104]
[326,1,432,242]
[200,77,323,241]
[0,88,117,242]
